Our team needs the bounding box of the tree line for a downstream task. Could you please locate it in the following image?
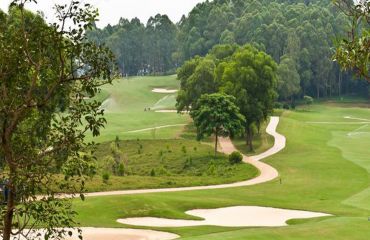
[88,0,369,99]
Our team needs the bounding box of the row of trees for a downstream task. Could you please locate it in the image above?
[87,14,177,75]
[178,44,278,151]
[88,0,369,98]
[177,0,367,99]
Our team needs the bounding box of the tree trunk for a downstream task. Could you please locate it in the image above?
[246,127,254,152]
[214,131,218,159]
[338,71,342,97]
[316,85,320,99]
[3,184,15,240]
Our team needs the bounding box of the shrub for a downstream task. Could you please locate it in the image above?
[150,169,156,177]
[118,163,125,176]
[102,172,110,183]
[304,95,314,105]
[181,146,187,154]
[274,102,283,109]
[229,151,243,164]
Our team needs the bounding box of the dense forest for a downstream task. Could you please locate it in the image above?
[87,0,369,99]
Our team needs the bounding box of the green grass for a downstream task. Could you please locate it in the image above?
[72,104,370,239]
[80,139,258,192]
[86,75,190,142]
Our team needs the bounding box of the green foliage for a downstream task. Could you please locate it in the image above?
[85,139,258,191]
[87,14,177,75]
[150,169,156,177]
[118,163,125,176]
[190,93,245,155]
[0,1,114,239]
[333,0,370,82]
[229,151,243,165]
[304,95,314,105]
[102,172,110,183]
[177,0,360,98]
[221,45,278,150]
[176,57,218,111]
[278,56,301,101]
[181,146,187,155]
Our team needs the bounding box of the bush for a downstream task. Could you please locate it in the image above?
[118,163,125,176]
[229,151,243,164]
[150,169,156,177]
[102,172,110,183]
[304,95,314,105]
[274,102,283,109]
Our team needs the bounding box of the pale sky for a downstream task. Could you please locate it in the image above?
[0,0,207,28]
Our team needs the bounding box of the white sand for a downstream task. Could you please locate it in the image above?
[118,206,331,227]
[18,228,179,240]
[152,88,178,94]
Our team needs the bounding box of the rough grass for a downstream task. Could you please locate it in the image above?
[80,139,258,192]
[72,104,370,239]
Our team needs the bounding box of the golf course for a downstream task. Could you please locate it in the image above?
[1,1,370,239]
[69,76,370,239]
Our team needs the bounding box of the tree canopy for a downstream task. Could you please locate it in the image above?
[333,0,370,82]
[88,0,369,98]
[0,1,114,239]
[177,44,278,150]
[190,93,245,157]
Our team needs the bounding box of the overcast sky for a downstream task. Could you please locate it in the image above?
[0,0,207,27]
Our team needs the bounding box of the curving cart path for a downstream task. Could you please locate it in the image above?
[82,116,285,198]
[34,117,285,240]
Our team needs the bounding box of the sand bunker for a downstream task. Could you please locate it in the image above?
[118,206,331,228]
[19,228,179,240]
[152,88,178,94]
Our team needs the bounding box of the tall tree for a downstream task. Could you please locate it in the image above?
[0,1,114,239]
[277,56,301,103]
[221,45,278,151]
[190,93,245,158]
[176,57,218,111]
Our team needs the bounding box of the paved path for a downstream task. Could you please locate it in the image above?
[82,116,285,198]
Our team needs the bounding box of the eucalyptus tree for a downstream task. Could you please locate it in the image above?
[0,1,115,239]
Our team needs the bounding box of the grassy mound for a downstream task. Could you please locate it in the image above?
[81,139,258,192]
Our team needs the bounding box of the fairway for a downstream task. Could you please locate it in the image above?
[72,104,370,239]
[87,75,190,142]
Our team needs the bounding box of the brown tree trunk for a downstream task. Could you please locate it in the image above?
[246,127,254,152]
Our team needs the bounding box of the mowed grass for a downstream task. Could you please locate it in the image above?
[87,75,190,142]
[72,104,370,239]
[80,139,258,192]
